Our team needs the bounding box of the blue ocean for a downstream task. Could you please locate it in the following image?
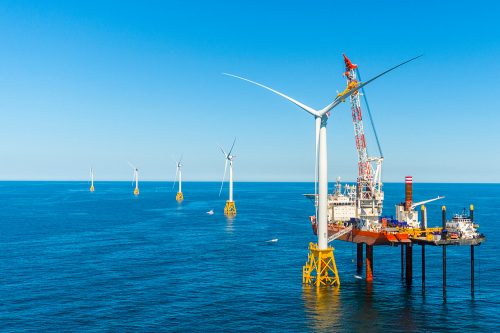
[0,182,498,332]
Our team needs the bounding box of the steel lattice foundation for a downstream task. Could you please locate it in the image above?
[302,242,340,287]
[224,201,236,216]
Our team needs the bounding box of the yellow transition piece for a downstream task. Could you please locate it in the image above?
[303,242,340,287]
[224,201,236,216]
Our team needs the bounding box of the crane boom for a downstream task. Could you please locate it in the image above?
[343,54,384,223]
[411,196,445,209]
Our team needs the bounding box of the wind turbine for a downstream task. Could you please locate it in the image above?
[173,155,184,202]
[128,162,140,196]
[89,167,95,192]
[219,138,237,216]
[224,55,420,286]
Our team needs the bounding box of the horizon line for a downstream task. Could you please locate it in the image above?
[0,180,499,184]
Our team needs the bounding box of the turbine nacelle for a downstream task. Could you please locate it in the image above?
[175,154,183,168]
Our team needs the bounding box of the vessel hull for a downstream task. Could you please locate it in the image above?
[312,222,410,246]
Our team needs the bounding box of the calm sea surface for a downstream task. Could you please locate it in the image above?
[0,182,499,332]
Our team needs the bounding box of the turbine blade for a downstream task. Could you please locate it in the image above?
[127,161,135,169]
[219,160,228,196]
[172,166,179,190]
[218,144,227,157]
[319,55,423,116]
[228,138,236,156]
[223,73,320,117]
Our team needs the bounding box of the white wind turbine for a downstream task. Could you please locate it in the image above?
[89,167,95,192]
[219,138,237,216]
[224,55,420,250]
[128,162,140,196]
[173,155,184,202]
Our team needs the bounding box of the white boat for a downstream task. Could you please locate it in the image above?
[446,211,480,239]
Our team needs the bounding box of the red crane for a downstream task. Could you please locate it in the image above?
[341,55,384,221]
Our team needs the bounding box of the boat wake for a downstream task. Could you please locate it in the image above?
[266,238,278,243]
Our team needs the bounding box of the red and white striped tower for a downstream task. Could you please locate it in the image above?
[405,176,413,211]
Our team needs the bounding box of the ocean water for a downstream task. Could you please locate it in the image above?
[0,181,498,332]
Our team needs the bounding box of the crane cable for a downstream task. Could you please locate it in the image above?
[356,68,383,158]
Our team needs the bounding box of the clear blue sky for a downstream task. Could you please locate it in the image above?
[0,0,498,182]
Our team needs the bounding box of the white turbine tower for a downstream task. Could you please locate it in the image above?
[173,155,184,202]
[89,167,95,192]
[219,138,237,216]
[224,55,419,286]
[128,162,140,196]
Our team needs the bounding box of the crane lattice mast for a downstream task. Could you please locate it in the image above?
[342,54,384,221]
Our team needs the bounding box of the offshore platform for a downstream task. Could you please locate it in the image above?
[303,55,485,300]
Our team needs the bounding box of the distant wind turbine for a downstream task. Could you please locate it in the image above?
[173,155,184,202]
[219,138,237,216]
[128,162,140,196]
[89,167,95,192]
